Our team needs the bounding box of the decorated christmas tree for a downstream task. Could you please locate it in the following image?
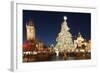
[54,16,74,52]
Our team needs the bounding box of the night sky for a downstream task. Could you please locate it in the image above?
[23,10,91,46]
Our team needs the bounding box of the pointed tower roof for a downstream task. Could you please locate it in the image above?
[77,32,84,42]
[28,18,34,26]
[78,32,82,37]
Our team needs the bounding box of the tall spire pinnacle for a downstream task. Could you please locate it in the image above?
[28,20,33,26]
[78,32,82,37]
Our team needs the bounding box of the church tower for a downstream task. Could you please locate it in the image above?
[26,20,35,41]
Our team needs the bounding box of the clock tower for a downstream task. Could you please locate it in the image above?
[26,20,35,41]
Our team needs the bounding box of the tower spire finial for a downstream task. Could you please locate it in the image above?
[78,32,82,37]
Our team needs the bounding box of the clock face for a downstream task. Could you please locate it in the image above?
[29,29,33,32]
[27,28,33,33]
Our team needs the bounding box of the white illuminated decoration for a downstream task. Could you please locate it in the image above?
[54,16,74,52]
[64,16,67,21]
